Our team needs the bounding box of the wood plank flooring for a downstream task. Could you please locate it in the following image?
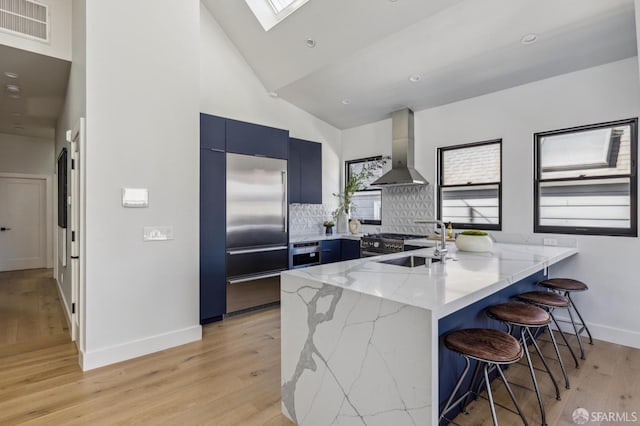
[1,269,639,425]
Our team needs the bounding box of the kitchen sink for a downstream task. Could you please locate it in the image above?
[377,255,440,268]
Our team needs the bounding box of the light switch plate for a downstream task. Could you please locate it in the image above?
[543,238,558,246]
[122,188,149,208]
[143,226,174,241]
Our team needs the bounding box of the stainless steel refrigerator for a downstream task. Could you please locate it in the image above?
[226,153,288,313]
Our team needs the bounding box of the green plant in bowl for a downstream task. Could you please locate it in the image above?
[455,230,493,252]
[459,230,488,236]
[323,221,334,227]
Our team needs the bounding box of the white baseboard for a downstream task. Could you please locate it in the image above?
[552,315,640,349]
[54,277,73,330]
[81,325,203,371]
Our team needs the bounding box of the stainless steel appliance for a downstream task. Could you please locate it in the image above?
[226,153,288,313]
[360,233,426,257]
[289,241,321,269]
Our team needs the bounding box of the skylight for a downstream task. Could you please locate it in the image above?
[245,0,310,31]
[268,0,296,13]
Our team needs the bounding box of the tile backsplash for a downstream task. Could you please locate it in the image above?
[381,185,435,235]
[289,184,435,236]
[289,204,331,236]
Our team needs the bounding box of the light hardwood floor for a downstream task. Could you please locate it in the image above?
[1,269,639,425]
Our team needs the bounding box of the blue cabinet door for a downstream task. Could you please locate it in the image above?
[288,138,302,203]
[340,239,360,261]
[289,138,322,204]
[226,118,289,159]
[321,240,341,264]
[200,147,226,323]
[200,113,225,151]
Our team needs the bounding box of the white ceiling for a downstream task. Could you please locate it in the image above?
[0,44,71,139]
[202,0,638,129]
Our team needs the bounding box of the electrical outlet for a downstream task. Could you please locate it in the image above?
[143,226,174,241]
[543,238,558,246]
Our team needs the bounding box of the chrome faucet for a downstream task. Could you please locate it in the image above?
[414,219,448,263]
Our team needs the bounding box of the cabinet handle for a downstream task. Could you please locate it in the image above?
[228,271,284,284]
[227,246,288,255]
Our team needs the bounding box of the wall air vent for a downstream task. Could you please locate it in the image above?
[0,0,49,42]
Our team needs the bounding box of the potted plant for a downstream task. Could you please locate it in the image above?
[332,159,386,232]
[323,220,335,235]
[454,230,494,253]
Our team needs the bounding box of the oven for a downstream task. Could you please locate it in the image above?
[360,233,426,257]
[289,241,321,269]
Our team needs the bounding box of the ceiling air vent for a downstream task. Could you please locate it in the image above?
[0,0,49,42]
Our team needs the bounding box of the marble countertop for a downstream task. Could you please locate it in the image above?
[281,242,577,318]
[289,233,364,243]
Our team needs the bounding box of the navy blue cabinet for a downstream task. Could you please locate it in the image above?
[288,138,322,204]
[340,239,360,261]
[200,113,225,151]
[226,118,289,159]
[321,240,341,264]
[200,142,226,322]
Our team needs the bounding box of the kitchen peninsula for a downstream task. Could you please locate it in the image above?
[280,240,577,425]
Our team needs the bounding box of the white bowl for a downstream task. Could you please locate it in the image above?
[455,234,493,253]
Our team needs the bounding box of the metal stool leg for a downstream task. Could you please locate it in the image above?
[462,359,482,413]
[496,365,529,426]
[439,356,471,423]
[550,312,580,368]
[566,292,594,345]
[520,330,547,426]
[566,304,586,360]
[546,324,570,389]
[525,327,560,400]
[483,364,499,426]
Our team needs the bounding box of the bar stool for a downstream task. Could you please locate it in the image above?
[487,303,570,426]
[539,278,593,359]
[516,291,580,368]
[440,328,528,426]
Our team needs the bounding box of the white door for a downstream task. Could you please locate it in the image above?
[68,119,85,344]
[0,177,47,272]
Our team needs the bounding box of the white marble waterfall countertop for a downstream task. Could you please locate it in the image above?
[281,242,577,318]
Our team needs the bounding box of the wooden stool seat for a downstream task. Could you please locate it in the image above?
[517,291,569,308]
[539,278,588,292]
[445,328,522,363]
[488,303,551,326]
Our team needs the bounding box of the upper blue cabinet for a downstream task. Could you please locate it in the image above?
[289,138,322,204]
[226,118,289,159]
[200,113,226,151]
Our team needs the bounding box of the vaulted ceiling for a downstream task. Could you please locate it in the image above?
[202,0,638,129]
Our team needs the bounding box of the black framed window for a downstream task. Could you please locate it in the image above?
[346,156,384,225]
[437,140,502,230]
[534,118,637,237]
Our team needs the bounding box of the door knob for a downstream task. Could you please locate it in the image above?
[0,227,11,231]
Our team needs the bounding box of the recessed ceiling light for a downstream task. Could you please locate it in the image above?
[408,74,422,83]
[305,38,316,48]
[10,112,21,117]
[6,84,20,94]
[8,94,20,99]
[13,126,24,130]
[268,91,279,98]
[520,33,538,45]
[4,71,19,79]
[389,0,398,2]
[341,99,352,105]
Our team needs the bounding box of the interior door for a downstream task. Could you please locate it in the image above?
[67,118,85,345]
[0,176,46,272]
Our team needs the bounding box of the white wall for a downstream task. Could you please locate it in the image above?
[343,57,640,348]
[0,0,71,60]
[81,0,201,370]
[0,132,53,175]
[199,4,342,207]
[54,0,85,332]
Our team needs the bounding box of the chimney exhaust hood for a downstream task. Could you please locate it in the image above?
[371,108,428,186]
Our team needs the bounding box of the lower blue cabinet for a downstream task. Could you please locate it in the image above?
[341,239,360,261]
[321,240,341,264]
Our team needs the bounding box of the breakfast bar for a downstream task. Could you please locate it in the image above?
[280,241,577,425]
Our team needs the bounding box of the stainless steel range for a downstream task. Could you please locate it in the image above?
[360,233,425,257]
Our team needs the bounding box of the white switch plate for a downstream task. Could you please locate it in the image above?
[143,226,174,241]
[122,188,149,208]
[543,238,558,246]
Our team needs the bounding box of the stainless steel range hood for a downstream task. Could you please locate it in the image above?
[372,108,428,186]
